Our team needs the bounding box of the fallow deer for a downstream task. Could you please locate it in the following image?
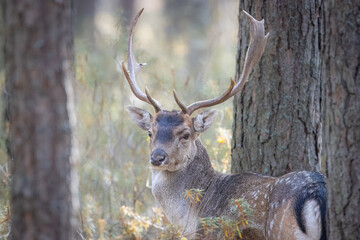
[121,9,326,240]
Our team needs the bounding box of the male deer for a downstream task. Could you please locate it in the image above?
[121,9,326,240]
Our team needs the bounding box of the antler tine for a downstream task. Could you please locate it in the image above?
[173,90,188,114]
[145,88,161,112]
[179,11,268,115]
[226,10,269,98]
[122,8,162,112]
[185,78,236,115]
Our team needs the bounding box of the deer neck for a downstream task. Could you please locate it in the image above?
[151,139,216,237]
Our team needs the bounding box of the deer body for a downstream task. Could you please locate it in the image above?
[150,134,325,240]
[122,9,326,240]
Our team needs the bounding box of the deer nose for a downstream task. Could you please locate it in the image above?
[150,149,168,166]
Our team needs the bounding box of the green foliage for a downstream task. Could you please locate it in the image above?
[183,189,253,239]
[0,2,238,239]
[0,70,10,239]
[184,188,204,206]
[198,198,253,239]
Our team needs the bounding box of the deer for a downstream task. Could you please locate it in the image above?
[121,9,326,240]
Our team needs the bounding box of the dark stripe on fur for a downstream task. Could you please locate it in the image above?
[155,111,184,143]
[294,172,326,240]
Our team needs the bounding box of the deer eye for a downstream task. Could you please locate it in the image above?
[148,131,152,138]
[182,133,190,140]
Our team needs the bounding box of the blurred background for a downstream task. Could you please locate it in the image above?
[0,0,239,238]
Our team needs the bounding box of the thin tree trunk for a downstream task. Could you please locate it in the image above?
[164,0,211,96]
[73,0,96,40]
[119,0,135,27]
[3,0,77,239]
[321,1,360,239]
[231,0,322,176]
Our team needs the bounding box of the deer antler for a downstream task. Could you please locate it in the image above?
[175,11,269,115]
[121,8,162,112]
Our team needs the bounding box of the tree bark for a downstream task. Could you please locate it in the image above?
[231,0,322,176]
[321,1,360,239]
[3,0,77,239]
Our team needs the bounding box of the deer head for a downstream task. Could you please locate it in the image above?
[127,107,218,171]
[122,8,268,172]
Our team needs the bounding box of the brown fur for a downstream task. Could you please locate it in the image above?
[127,108,325,239]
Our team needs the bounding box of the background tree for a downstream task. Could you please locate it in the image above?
[231,0,322,176]
[74,0,96,40]
[3,0,78,239]
[119,0,135,27]
[164,0,211,95]
[321,1,360,239]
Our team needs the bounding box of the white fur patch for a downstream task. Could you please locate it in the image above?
[270,219,274,229]
[295,199,321,240]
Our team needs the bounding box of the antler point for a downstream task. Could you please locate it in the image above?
[242,10,251,18]
[173,90,188,114]
[123,8,162,113]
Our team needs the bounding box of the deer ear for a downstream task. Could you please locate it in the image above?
[193,109,218,133]
[126,106,153,131]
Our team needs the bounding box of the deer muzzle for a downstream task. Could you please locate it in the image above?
[150,148,169,166]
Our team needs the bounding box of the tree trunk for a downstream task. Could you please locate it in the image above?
[231,0,322,176]
[321,1,360,239]
[3,0,77,239]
